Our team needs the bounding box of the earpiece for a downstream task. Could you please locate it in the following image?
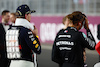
[79,23,81,26]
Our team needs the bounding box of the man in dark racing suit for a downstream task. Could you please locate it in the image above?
[52,12,96,67]
[6,4,41,67]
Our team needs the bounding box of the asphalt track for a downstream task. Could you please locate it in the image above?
[37,44,99,67]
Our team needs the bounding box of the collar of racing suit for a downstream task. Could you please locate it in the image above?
[67,27,78,31]
[15,18,34,30]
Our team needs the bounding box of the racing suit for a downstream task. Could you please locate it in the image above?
[6,26,41,67]
[52,27,96,67]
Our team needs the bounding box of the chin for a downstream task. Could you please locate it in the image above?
[28,20,30,22]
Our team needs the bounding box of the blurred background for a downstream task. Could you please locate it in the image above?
[0,0,100,16]
[0,0,100,67]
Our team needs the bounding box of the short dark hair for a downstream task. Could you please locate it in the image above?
[1,10,10,16]
[72,11,83,15]
[70,11,84,25]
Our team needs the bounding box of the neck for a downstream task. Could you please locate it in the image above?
[63,23,69,29]
[68,23,73,27]
[68,24,78,30]
[15,18,34,30]
[63,25,68,29]
[13,21,15,23]
[2,19,8,24]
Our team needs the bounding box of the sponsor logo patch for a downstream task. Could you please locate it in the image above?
[35,44,39,48]
[58,35,71,38]
[64,30,68,33]
[33,40,37,44]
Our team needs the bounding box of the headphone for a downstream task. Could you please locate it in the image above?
[79,23,81,26]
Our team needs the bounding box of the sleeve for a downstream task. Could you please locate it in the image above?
[52,32,62,64]
[80,29,96,50]
[97,24,100,40]
[22,29,41,54]
[95,41,100,55]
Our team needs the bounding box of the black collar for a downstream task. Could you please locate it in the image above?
[67,27,77,31]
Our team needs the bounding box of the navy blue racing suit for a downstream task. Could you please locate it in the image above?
[6,26,41,62]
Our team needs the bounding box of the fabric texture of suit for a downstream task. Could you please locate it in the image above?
[0,23,10,67]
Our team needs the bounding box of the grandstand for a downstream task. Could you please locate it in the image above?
[0,0,100,16]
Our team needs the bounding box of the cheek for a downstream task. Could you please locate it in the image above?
[29,15,31,19]
[4,16,6,19]
[12,18,14,21]
[30,15,31,17]
[7,16,10,19]
[28,15,31,18]
[29,15,31,20]
[65,20,69,24]
[5,16,9,20]
[10,16,12,19]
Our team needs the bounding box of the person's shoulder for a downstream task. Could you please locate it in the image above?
[0,23,2,26]
[59,29,64,31]
[20,26,31,34]
[55,29,64,38]
[98,24,100,26]
[58,29,64,33]
[98,24,100,27]
[72,31,83,38]
[10,26,31,33]
[0,23,3,28]
[78,31,87,38]
[77,31,83,36]
[21,27,31,31]
[78,31,82,34]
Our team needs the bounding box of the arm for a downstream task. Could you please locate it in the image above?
[23,29,41,54]
[52,32,62,64]
[52,39,60,63]
[79,30,96,50]
[30,26,38,36]
[81,18,96,50]
[86,29,96,49]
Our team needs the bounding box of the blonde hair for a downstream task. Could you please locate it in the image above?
[62,14,72,25]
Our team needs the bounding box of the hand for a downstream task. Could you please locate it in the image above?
[30,26,38,36]
[84,18,89,30]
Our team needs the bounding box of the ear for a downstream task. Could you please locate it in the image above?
[25,14,27,19]
[78,22,82,26]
